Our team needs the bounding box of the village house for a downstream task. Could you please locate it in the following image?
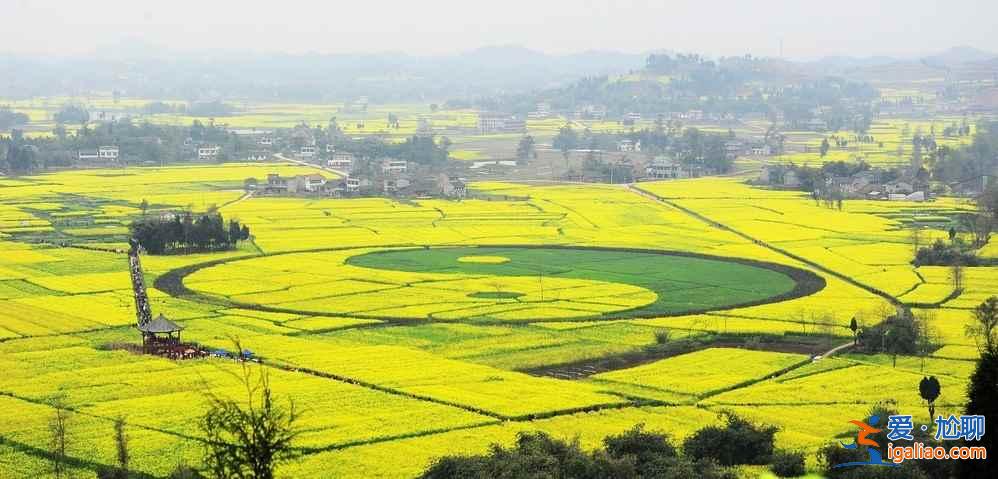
[528,102,551,119]
[98,145,119,161]
[77,149,100,162]
[346,177,361,191]
[327,151,355,170]
[197,145,221,161]
[298,145,317,160]
[477,113,520,133]
[246,151,270,161]
[645,157,686,179]
[884,181,914,195]
[724,140,744,159]
[381,159,408,175]
[751,145,772,156]
[618,139,641,152]
[259,174,289,194]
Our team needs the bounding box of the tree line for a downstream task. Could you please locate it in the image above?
[130,209,249,255]
[551,122,735,174]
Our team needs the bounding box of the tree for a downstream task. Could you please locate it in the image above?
[957,349,997,478]
[910,227,922,260]
[54,104,89,124]
[200,341,300,479]
[966,296,998,354]
[515,135,536,163]
[49,408,70,478]
[951,258,964,292]
[820,138,830,157]
[0,106,29,129]
[139,199,149,217]
[918,376,941,419]
[849,317,859,345]
[552,124,578,162]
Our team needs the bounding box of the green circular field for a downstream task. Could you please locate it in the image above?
[175,246,824,322]
[343,246,821,319]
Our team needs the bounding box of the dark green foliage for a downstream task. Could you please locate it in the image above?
[933,120,998,186]
[914,240,979,266]
[553,125,578,157]
[957,349,997,478]
[603,424,677,467]
[94,467,126,479]
[187,101,236,117]
[200,361,300,479]
[682,412,777,466]
[130,211,249,255]
[918,376,941,418]
[419,427,737,479]
[166,464,205,479]
[770,450,805,477]
[516,135,536,162]
[0,106,29,129]
[856,312,922,356]
[968,296,998,353]
[54,104,89,124]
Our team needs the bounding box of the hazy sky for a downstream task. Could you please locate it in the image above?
[3,0,994,59]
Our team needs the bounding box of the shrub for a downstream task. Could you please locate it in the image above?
[914,239,978,266]
[770,450,805,477]
[682,412,777,466]
[603,424,677,470]
[419,427,741,479]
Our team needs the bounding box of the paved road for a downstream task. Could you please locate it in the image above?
[274,153,348,177]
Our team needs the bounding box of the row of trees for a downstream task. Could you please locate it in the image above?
[422,412,788,479]
[0,129,37,175]
[551,123,735,174]
[0,106,29,129]
[130,209,249,255]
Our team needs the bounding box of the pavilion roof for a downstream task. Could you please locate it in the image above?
[138,314,184,334]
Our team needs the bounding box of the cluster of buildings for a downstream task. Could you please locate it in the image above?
[757,165,930,201]
[77,145,120,162]
[478,113,527,134]
[643,157,710,180]
[252,168,467,199]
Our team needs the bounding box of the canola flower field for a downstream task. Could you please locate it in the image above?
[0,162,991,477]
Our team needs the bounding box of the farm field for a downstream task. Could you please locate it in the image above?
[770,117,977,167]
[0,162,990,477]
[184,245,812,321]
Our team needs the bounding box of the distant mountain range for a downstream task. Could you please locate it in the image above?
[1,44,994,102]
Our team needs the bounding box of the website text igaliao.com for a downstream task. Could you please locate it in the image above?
[886,442,987,464]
